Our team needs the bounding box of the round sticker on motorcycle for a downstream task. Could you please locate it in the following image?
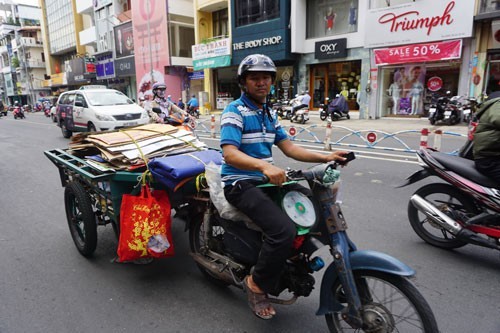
[427,76,443,92]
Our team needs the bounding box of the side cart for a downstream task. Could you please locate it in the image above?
[45,148,150,257]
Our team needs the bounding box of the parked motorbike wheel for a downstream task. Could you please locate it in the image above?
[325,270,438,332]
[64,182,98,257]
[429,118,436,125]
[61,121,72,138]
[188,213,232,288]
[407,183,477,249]
[331,113,340,121]
[446,114,458,126]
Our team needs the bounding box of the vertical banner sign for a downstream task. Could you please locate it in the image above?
[132,0,170,100]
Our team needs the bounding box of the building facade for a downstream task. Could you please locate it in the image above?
[0,1,48,105]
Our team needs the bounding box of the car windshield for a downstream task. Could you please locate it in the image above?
[85,91,133,106]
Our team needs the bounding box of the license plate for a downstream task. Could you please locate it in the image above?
[123,121,138,127]
[444,111,452,116]
[429,108,436,113]
[463,109,471,115]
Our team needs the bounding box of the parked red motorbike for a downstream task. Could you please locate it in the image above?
[13,105,25,119]
[400,148,500,252]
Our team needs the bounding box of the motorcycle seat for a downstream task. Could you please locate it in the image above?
[430,151,499,189]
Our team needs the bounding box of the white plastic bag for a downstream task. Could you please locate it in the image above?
[204,162,251,222]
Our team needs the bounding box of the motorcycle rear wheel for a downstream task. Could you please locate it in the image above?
[325,270,438,333]
[408,183,475,249]
[189,212,231,287]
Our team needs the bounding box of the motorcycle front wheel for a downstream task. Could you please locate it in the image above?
[325,270,438,333]
[408,183,475,249]
[189,212,231,287]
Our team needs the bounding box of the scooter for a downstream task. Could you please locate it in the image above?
[400,147,500,253]
[13,106,25,119]
[428,91,460,125]
[290,107,310,124]
[182,157,438,331]
[319,98,330,121]
[187,105,200,119]
[272,99,289,119]
[461,97,478,123]
[328,96,350,121]
[44,104,51,117]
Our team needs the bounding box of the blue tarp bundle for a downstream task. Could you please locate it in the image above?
[148,149,222,190]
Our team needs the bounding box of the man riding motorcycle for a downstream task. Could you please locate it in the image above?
[146,82,190,124]
[220,53,348,320]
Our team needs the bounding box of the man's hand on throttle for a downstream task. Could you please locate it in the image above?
[326,151,350,164]
[262,164,286,186]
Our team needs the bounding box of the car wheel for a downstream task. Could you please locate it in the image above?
[88,123,97,132]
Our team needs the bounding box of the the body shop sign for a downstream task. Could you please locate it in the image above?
[365,1,474,48]
[374,39,462,65]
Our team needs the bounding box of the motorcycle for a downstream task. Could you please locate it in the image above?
[319,98,330,121]
[44,104,52,117]
[183,158,438,332]
[13,106,25,119]
[328,95,350,121]
[290,106,310,124]
[461,97,478,123]
[428,91,450,125]
[400,147,500,253]
[187,105,200,119]
[272,99,289,119]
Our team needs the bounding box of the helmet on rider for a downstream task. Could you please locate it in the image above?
[237,54,276,89]
[152,82,167,99]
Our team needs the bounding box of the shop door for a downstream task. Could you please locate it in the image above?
[311,65,328,108]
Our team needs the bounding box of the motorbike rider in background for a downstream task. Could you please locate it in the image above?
[220,53,348,320]
[186,94,199,113]
[146,82,189,124]
[290,90,311,117]
[177,98,185,110]
[473,92,500,184]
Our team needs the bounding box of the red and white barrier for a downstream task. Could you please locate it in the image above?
[324,119,332,150]
[210,114,216,138]
[433,129,442,151]
[419,128,429,149]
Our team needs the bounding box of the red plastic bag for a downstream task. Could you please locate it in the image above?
[117,184,174,262]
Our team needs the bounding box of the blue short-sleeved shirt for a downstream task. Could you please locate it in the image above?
[220,93,288,185]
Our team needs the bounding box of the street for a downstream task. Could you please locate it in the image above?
[0,113,499,333]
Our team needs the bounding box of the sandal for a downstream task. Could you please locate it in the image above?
[243,276,275,320]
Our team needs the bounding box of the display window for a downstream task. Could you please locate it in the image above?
[306,0,358,39]
[378,62,460,117]
[484,54,500,95]
[310,60,361,110]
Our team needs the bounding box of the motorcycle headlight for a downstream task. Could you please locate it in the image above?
[95,113,114,121]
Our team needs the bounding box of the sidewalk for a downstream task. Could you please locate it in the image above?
[203,110,468,135]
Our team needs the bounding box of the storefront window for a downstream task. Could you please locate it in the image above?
[485,54,500,95]
[479,0,500,14]
[235,0,279,27]
[306,0,358,39]
[368,0,415,9]
[379,62,460,117]
[310,61,361,109]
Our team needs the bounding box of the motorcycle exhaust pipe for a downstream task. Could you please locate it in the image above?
[190,252,235,285]
[410,194,463,234]
[410,195,500,250]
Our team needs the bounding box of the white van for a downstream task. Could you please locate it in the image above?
[56,87,149,138]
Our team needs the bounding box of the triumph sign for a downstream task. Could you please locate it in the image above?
[365,0,474,48]
[315,38,347,60]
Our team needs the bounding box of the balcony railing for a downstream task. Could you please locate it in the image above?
[12,37,43,50]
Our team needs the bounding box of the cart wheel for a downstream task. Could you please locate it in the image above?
[64,182,97,257]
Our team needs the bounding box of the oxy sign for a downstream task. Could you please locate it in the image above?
[315,38,347,60]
